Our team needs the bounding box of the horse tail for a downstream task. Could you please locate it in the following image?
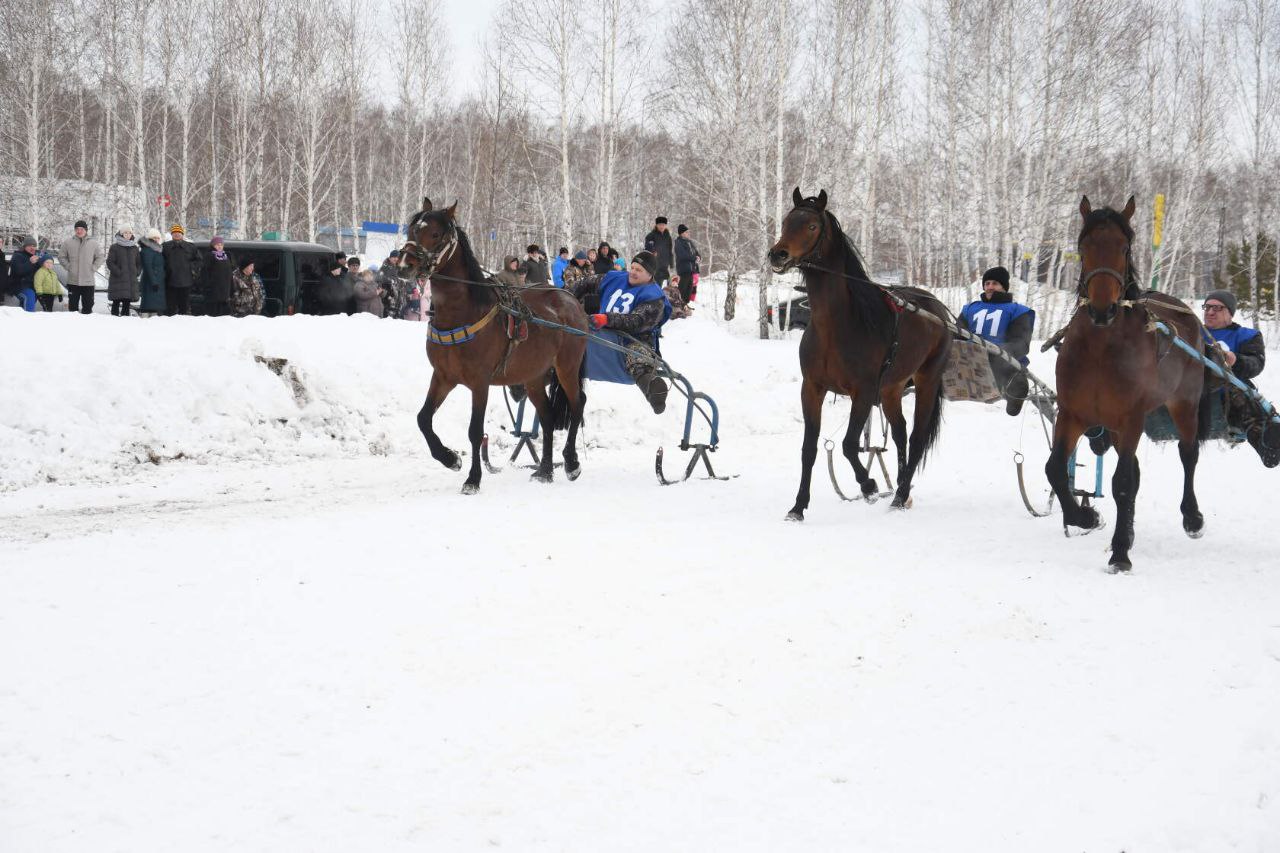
[548,355,588,430]
[917,376,947,470]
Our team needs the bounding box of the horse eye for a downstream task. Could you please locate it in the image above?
[808,224,817,231]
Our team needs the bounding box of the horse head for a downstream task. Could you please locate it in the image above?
[399,196,459,280]
[769,187,830,273]
[1077,194,1136,327]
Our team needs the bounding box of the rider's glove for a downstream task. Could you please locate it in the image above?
[589,313,608,330]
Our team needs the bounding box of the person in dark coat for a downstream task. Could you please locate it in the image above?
[1200,289,1276,460]
[519,244,548,285]
[0,248,10,306]
[138,228,166,315]
[203,235,233,317]
[673,223,701,303]
[8,237,49,311]
[958,266,1034,415]
[162,224,199,315]
[643,216,674,286]
[106,226,141,317]
[593,242,616,275]
[316,257,354,315]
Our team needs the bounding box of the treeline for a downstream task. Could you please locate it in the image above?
[2,0,1278,332]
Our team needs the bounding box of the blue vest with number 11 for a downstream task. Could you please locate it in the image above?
[960,301,1034,364]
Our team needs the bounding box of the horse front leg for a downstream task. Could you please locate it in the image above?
[1107,432,1142,572]
[1045,413,1100,532]
[525,382,556,483]
[788,380,825,521]
[417,373,461,471]
[841,393,880,498]
[1169,397,1204,538]
[559,356,585,482]
[461,384,490,494]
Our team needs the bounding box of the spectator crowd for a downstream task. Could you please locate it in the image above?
[0,214,702,324]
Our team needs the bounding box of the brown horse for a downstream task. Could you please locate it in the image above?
[1045,196,1206,571]
[398,198,588,493]
[768,188,953,518]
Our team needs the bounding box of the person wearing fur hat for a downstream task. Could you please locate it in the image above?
[59,219,104,314]
[643,216,674,286]
[959,266,1035,415]
[518,244,548,286]
[570,249,674,413]
[106,226,141,316]
[162,224,200,315]
[138,229,166,315]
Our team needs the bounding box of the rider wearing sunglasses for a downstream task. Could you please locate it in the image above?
[1202,289,1265,384]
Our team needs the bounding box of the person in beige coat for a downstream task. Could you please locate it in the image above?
[59,219,104,314]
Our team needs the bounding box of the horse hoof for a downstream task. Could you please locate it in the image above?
[441,450,462,471]
[860,479,879,498]
[460,482,479,495]
[530,469,553,483]
[785,510,804,522]
[1107,557,1132,574]
[889,494,912,510]
[565,464,582,482]
[1183,513,1204,538]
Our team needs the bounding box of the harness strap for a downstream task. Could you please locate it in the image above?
[429,302,502,346]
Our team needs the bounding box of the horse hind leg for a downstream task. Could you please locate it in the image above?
[461,384,491,494]
[557,353,586,482]
[889,378,942,509]
[1169,397,1204,538]
[417,374,462,471]
[525,382,556,483]
[879,389,909,484]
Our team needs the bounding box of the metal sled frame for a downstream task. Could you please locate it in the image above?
[475,309,730,484]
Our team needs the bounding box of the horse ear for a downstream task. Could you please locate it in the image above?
[816,189,828,210]
[1079,195,1092,218]
[445,201,458,219]
[792,186,803,207]
[1122,195,1136,220]
[422,196,432,212]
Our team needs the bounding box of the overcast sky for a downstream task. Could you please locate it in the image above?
[368,0,500,100]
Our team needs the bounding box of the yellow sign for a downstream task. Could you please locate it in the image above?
[1152,193,1165,247]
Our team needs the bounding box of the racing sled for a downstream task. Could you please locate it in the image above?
[480,325,728,485]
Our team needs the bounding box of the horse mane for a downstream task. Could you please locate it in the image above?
[412,207,495,307]
[1078,206,1140,294]
[797,196,893,340]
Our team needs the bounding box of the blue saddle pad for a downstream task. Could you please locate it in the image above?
[585,330,636,385]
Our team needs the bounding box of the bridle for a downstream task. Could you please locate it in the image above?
[787,204,830,269]
[400,213,458,281]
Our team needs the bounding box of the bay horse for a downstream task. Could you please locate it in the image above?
[398,198,588,493]
[1046,196,1206,572]
[768,188,953,518]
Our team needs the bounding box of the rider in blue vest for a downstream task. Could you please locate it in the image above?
[1202,289,1266,385]
[571,250,673,413]
[959,266,1035,416]
[1200,289,1276,460]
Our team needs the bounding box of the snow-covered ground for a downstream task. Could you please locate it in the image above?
[3,299,1279,851]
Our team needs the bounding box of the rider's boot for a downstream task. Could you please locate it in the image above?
[1005,373,1028,416]
[637,372,668,415]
